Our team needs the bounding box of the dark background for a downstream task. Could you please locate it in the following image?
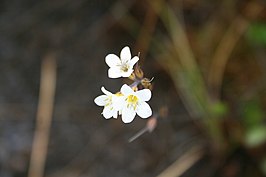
[1,0,266,177]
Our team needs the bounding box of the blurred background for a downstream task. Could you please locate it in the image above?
[1,0,266,177]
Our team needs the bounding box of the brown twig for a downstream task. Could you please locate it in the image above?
[128,116,157,142]
[28,53,57,177]
[156,145,204,177]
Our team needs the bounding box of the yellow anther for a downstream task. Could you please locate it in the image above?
[126,95,138,110]
[115,92,124,97]
[120,63,129,72]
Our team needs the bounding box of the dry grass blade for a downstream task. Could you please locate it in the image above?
[208,2,264,99]
[150,1,211,117]
[28,53,57,177]
[156,145,204,177]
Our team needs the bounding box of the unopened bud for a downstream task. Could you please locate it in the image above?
[128,73,136,81]
[146,117,157,132]
[132,86,138,91]
[141,77,154,89]
[135,64,144,79]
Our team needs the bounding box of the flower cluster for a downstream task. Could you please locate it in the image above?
[94,46,153,123]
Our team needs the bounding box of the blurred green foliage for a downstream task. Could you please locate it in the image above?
[210,102,228,117]
[242,100,264,128]
[247,22,266,45]
[119,0,266,175]
[241,100,266,147]
[245,125,266,147]
[261,158,266,175]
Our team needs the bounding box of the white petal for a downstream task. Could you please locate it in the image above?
[122,107,136,123]
[128,56,139,67]
[94,95,108,106]
[120,46,131,62]
[136,102,152,118]
[120,84,134,96]
[135,89,151,101]
[105,54,121,67]
[113,96,125,110]
[113,111,118,118]
[121,69,134,77]
[101,87,112,96]
[102,107,114,119]
[108,68,122,78]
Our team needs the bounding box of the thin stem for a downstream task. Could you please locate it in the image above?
[28,53,57,177]
[128,127,148,143]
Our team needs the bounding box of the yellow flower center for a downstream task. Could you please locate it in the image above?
[126,95,138,110]
[115,92,124,97]
[120,63,129,72]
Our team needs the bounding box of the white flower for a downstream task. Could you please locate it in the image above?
[105,46,139,78]
[120,84,152,123]
[94,87,124,119]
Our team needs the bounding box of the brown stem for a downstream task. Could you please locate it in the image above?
[28,53,57,177]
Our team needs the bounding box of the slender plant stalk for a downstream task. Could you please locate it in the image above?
[156,145,204,177]
[28,53,57,177]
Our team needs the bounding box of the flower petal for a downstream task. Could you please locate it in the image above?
[120,84,134,96]
[108,67,122,78]
[128,56,139,67]
[94,95,108,106]
[112,110,118,118]
[120,46,131,62]
[136,102,152,118]
[101,86,112,96]
[122,107,136,123]
[135,89,151,101]
[102,107,114,119]
[105,54,121,67]
[112,95,125,110]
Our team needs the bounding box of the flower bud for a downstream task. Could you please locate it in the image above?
[128,73,136,81]
[141,77,153,89]
[135,64,144,79]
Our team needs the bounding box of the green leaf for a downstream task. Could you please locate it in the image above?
[242,100,264,128]
[247,23,266,45]
[261,158,266,175]
[210,102,228,117]
[245,126,266,147]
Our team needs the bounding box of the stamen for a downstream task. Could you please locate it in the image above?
[120,63,129,72]
[105,96,112,107]
[126,95,138,110]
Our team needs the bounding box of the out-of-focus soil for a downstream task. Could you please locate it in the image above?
[0,1,199,177]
